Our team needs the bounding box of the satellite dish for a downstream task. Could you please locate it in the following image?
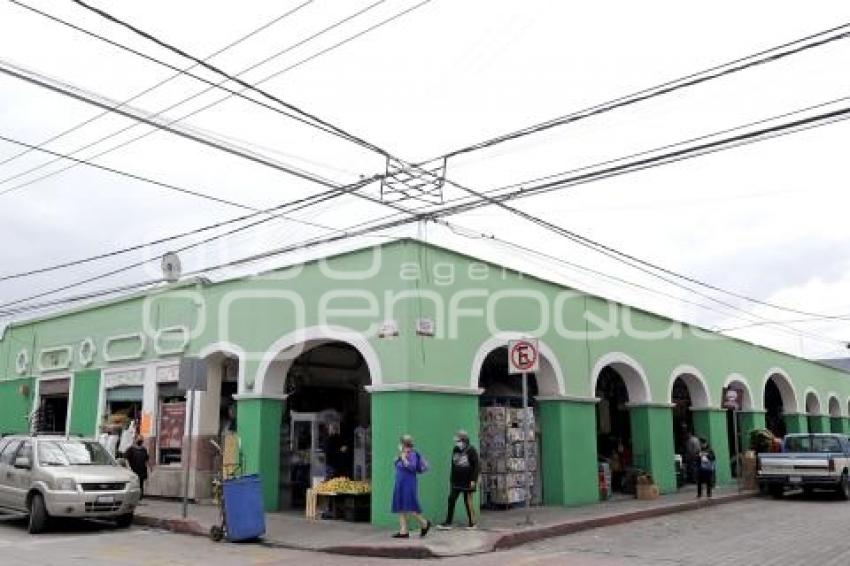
[161,252,182,282]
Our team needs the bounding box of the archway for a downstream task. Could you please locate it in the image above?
[668,368,711,486]
[476,345,560,509]
[722,376,755,477]
[592,355,651,494]
[763,370,797,436]
[828,395,843,434]
[806,389,824,432]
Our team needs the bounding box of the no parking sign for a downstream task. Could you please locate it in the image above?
[508,338,539,374]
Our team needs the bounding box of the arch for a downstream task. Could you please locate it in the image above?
[590,352,651,403]
[827,392,841,418]
[722,373,755,411]
[254,325,383,395]
[761,368,798,413]
[667,365,711,408]
[804,388,822,415]
[470,333,565,396]
[198,341,247,394]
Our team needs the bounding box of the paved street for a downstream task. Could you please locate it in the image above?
[2,494,850,565]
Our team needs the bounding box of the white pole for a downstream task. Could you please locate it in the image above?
[182,390,195,519]
[522,372,532,525]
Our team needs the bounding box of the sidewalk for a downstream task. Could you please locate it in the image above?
[134,485,755,558]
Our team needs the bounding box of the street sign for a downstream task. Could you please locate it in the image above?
[508,338,539,375]
[178,357,208,392]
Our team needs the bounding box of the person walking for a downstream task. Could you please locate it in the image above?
[437,430,480,530]
[391,435,431,538]
[685,431,701,483]
[696,439,716,499]
[124,434,150,499]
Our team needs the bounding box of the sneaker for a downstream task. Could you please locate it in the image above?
[436,523,453,531]
[464,524,479,530]
[420,520,431,538]
[392,532,410,539]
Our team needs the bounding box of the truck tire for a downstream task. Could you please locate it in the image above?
[769,484,784,499]
[837,473,850,501]
[27,493,49,534]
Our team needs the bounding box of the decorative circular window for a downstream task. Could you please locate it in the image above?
[15,349,29,375]
[79,338,96,367]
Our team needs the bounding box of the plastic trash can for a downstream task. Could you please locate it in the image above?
[223,474,266,541]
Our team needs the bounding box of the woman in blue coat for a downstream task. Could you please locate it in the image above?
[392,435,431,538]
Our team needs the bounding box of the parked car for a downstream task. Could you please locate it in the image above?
[757,433,850,499]
[0,435,141,533]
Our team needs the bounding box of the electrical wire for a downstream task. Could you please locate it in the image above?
[1,0,315,169]
[0,0,396,199]
[425,20,850,162]
[69,0,396,156]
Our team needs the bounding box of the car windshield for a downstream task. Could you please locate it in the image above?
[784,436,842,453]
[37,440,116,466]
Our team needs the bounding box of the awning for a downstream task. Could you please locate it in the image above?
[106,386,143,403]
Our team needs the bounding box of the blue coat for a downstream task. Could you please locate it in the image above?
[391,451,422,513]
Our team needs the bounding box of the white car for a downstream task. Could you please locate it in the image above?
[0,435,141,533]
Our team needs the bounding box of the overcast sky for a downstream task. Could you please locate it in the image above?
[1,0,850,360]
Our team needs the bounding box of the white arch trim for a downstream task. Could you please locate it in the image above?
[590,352,651,404]
[762,367,799,413]
[198,341,247,394]
[722,374,755,411]
[826,392,842,417]
[469,333,566,396]
[804,387,822,415]
[667,365,711,409]
[254,325,383,394]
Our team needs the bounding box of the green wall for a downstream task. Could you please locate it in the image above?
[538,399,599,505]
[68,370,101,437]
[630,405,676,493]
[237,397,283,511]
[371,391,479,528]
[0,377,34,434]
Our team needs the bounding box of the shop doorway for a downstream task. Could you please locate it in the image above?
[764,379,787,437]
[805,392,821,432]
[37,378,70,434]
[278,342,371,517]
[478,346,542,509]
[595,367,632,494]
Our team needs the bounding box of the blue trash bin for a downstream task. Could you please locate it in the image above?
[223,474,266,542]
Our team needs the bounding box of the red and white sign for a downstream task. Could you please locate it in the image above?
[508,338,540,374]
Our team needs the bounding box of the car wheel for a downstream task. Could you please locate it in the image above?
[28,493,49,534]
[837,473,850,501]
[115,513,134,528]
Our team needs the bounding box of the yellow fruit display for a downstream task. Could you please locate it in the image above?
[314,477,371,495]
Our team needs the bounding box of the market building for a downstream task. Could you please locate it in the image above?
[2,238,850,527]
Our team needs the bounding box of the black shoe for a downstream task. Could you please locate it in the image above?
[392,532,410,539]
[421,520,431,538]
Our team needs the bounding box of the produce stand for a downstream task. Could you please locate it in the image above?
[306,477,371,522]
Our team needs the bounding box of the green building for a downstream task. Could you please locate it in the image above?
[2,238,849,527]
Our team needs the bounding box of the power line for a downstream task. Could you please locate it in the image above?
[427,20,850,162]
[2,0,315,169]
[0,132,339,232]
[0,0,395,199]
[69,0,395,156]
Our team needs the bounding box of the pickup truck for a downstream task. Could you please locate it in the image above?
[758,433,850,499]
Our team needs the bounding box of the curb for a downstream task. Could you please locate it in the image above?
[135,491,756,559]
[492,491,756,551]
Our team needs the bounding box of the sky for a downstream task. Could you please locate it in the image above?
[1,0,849,359]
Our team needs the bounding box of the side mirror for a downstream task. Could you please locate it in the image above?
[14,457,31,470]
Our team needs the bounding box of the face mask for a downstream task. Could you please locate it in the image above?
[455,441,465,449]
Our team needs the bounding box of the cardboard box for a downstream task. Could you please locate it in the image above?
[636,483,659,500]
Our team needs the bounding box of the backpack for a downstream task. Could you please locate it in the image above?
[700,453,715,472]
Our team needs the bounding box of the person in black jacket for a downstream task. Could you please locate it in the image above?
[696,438,716,499]
[437,430,480,530]
[124,435,150,499]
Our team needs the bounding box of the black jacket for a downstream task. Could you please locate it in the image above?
[450,444,480,490]
[125,445,149,480]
